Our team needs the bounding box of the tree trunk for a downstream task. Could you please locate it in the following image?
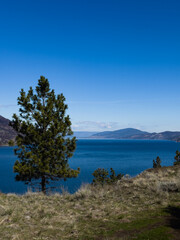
[41,175,46,194]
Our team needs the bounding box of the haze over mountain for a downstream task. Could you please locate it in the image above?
[73,131,98,138]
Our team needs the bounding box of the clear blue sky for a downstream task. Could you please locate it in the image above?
[0,0,180,132]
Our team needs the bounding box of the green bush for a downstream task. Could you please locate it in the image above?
[109,168,124,182]
[174,150,180,165]
[153,156,161,168]
[92,168,124,185]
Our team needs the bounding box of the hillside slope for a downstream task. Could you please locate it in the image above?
[0,165,179,239]
[0,115,16,146]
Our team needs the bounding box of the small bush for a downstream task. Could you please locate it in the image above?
[174,150,180,165]
[153,156,161,168]
[109,168,124,182]
[92,168,124,185]
[92,168,109,185]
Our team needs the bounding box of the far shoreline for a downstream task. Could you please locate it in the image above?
[1,138,180,147]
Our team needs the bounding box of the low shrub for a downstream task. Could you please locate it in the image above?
[92,167,124,185]
[153,156,161,168]
[174,150,180,165]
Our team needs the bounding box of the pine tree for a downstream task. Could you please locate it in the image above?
[109,168,124,182]
[10,76,80,193]
[153,156,161,168]
[174,150,180,165]
[92,168,109,185]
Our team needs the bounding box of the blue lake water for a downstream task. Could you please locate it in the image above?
[0,139,179,194]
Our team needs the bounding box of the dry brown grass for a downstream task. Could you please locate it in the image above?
[0,165,179,240]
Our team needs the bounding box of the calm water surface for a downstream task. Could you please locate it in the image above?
[0,139,179,194]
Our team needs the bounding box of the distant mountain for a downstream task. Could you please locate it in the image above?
[92,128,149,139]
[0,115,16,146]
[1,114,180,145]
[91,128,180,142]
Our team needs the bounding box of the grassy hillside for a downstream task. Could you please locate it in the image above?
[0,166,179,240]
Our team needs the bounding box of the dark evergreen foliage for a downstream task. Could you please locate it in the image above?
[153,156,161,168]
[92,168,124,185]
[174,150,180,165]
[109,168,124,182]
[10,76,80,193]
[92,168,109,185]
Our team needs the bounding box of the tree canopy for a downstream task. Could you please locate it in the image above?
[10,76,80,193]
